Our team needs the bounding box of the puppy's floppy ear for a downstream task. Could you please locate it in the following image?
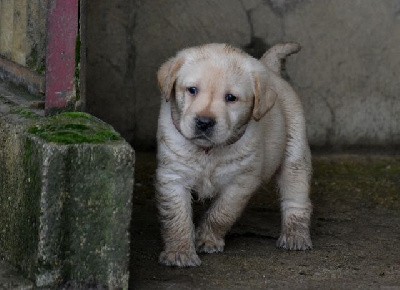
[252,74,277,121]
[157,57,184,102]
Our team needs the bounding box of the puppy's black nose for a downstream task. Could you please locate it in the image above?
[195,116,216,132]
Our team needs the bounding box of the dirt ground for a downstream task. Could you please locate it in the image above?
[130,152,400,289]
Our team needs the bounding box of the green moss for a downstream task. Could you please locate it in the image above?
[59,112,91,120]
[19,138,41,275]
[26,47,46,75]
[0,129,41,278]
[28,112,122,144]
[10,107,40,119]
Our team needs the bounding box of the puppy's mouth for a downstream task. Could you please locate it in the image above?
[192,134,211,140]
[177,115,246,149]
[190,134,215,147]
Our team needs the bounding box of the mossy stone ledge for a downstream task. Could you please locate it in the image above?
[0,97,134,288]
[28,112,122,144]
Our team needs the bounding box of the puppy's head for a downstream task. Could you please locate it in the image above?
[158,44,276,148]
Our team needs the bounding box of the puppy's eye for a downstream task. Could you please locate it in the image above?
[225,94,238,103]
[187,87,198,96]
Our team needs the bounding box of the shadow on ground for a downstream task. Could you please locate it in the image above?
[130,152,400,289]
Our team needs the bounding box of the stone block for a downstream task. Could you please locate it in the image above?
[0,89,134,288]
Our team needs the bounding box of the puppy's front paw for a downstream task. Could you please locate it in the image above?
[196,229,225,253]
[276,233,312,250]
[159,250,201,267]
[196,238,225,253]
[278,210,312,250]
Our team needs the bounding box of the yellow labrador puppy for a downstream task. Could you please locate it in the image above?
[156,43,312,267]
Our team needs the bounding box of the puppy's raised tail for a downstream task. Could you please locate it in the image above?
[260,43,301,75]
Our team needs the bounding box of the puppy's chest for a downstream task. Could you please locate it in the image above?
[193,165,222,200]
[192,155,249,200]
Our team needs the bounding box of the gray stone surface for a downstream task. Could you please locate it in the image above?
[0,260,33,289]
[84,0,400,150]
[0,83,134,288]
[0,0,47,72]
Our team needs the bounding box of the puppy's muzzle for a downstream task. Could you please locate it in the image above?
[195,116,216,135]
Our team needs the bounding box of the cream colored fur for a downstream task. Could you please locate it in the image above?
[156,43,312,267]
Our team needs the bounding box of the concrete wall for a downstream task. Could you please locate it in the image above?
[85,0,400,150]
[83,0,137,146]
[0,0,47,73]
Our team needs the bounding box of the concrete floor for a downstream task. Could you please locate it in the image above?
[0,152,398,289]
[130,152,400,289]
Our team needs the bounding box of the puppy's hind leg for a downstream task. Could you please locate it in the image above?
[276,146,313,250]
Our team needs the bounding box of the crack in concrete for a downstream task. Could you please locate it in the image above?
[323,96,336,147]
[238,0,255,40]
[263,0,307,16]
[238,0,270,58]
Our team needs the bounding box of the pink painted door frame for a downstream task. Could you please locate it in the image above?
[45,0,79,114]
